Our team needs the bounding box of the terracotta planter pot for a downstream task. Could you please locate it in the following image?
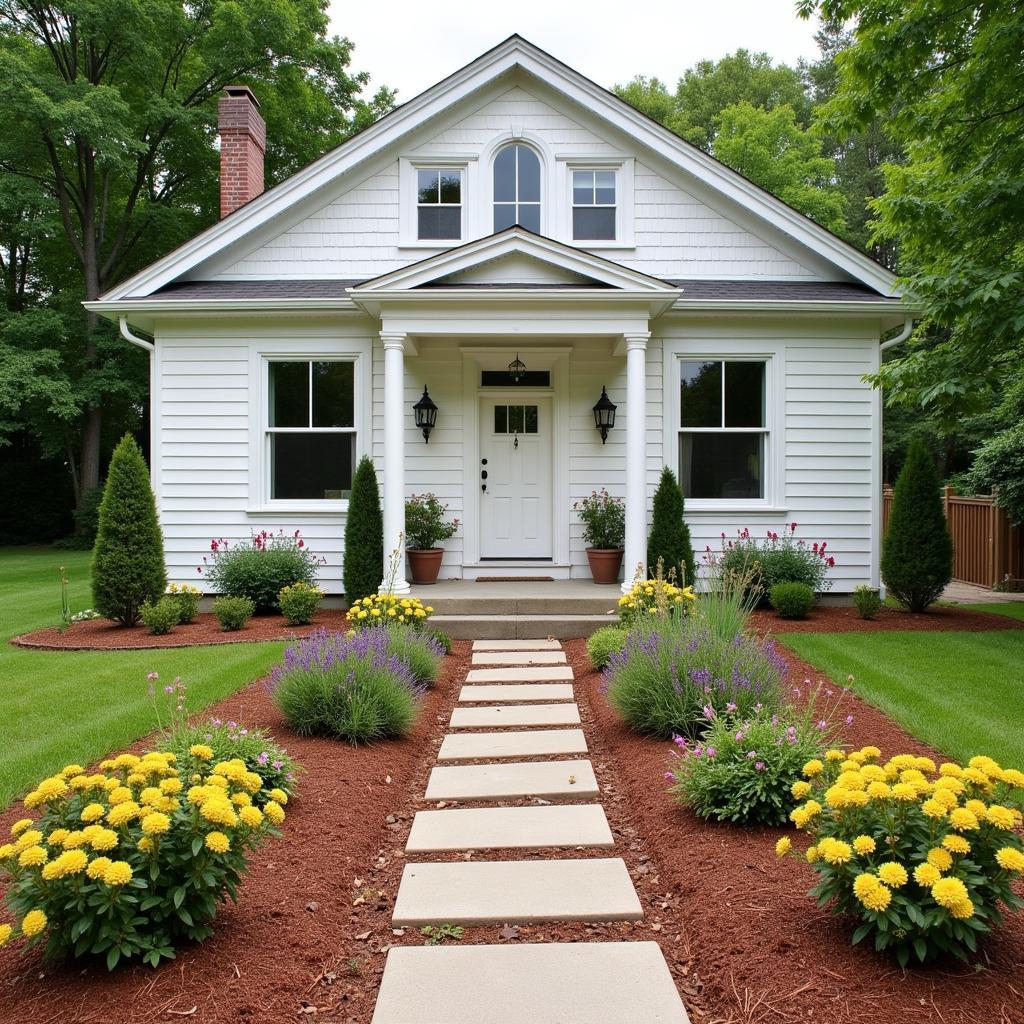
[407,548,444,585]
[586,547,624,585]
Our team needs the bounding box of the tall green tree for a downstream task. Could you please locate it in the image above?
[798,0,1024,429]
[647,467,696,587]
[0,0,393,507]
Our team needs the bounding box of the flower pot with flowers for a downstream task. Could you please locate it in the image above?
[404,494,459,584]
[574,489,625,584]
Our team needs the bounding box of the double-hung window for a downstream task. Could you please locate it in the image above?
[417,168,462,240]
[267,360,356,500]
[571,169,616,240]
[678,359,767,500]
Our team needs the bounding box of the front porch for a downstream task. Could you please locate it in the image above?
[408,579,622,639]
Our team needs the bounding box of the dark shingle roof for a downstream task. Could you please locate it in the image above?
[138,279,364,300]
[664,279,891,301]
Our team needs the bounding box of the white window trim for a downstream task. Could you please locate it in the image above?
[488,140,546,236]
[662,338,786,513]
[556,157,634,248]
[248,343,372,515]
[398,156,477,248]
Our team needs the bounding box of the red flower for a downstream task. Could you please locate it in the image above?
[827,556,836,567]
[210,539,219,552]
[790,522,798,531]
[298,539,305,548]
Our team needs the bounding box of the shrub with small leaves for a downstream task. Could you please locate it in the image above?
[166,583,201,624]
[769,582,815,619]
[140,597,181,636]
[853,585,882,620]
[278,582,323,626]
[587,625,627,669]
[213,596,254,632]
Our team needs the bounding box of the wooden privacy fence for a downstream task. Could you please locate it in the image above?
[882,486,1024,590]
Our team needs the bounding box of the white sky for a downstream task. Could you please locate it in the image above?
[328,0,822,103]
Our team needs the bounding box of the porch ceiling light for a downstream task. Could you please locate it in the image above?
[508,353,527,383]
[593,385,617,444]
[413,386,438,443]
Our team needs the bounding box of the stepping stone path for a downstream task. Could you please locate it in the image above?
[371,638,691,1024]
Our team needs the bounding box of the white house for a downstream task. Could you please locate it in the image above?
[88,35,911,597]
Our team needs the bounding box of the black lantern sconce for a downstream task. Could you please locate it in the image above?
[592,386,617,444]
[507,352,527,383]
[413,386,438,443]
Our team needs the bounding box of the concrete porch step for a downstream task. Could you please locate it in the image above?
[417,595,619,616]
[432,614,614,640]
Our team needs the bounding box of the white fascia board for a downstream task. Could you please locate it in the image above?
[100,36,899,303]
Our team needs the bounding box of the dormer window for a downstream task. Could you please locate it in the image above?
[417,168,462,240]
[572,169,616,240]
[493,144,541,233]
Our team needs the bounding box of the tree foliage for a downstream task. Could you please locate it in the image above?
[647,466,696,586]
[880,437,952,612]
[91,433,166,625]
[343,456,383,603]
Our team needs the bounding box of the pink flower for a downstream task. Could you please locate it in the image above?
[790,522,797,531]
[298,539,305,548]
[754,761,766,771]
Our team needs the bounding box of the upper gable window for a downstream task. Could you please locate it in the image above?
[572,170,616,240]
[493,144,541,233]
[417,168,462,240]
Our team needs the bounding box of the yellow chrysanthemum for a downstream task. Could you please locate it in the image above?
[852,835,876,856]
[860,746,881,760]
[80,803,106,823]
[10,819,33,837]
[824,749,845,763]
[995,847,1024,872]
[205,775,229,790]
[927,848,953,872]
[985,805,1017,830]
[103,861,133,886]
[805,845,819,864]
[269,788,288,805]
[1002,768,1024,788]
[113,753,140,770]
[106,801,141,827]
[138,837,154,853]
[791,780,811,800]
[160,778,183,795]
[189,744,214,760]
[22,791,44,809]
[140,812,171,836]
[914,862,942,887]
[774,836,791,857]
[942,835,971,855]
[845,790,869,808]
[931,877,970,909]
[931,788,959,809]
[0,843,15,860]
[18,845,48,867]
[949,898,975,920]
[877,862,908,888]
[231,792,251,807]
[819,838,853,865]
[264,800,285,825]
[853,873,892,911]
[964,799,988,817]
[890,783,917,802]
[14,829,43,852]
[866,781,891,799]
[802,759,824,778]
[0,923,11,946]
[35,776,69,801]
[239,805,264,828]
[21,909,47,937]
[88,828,119,852]
[200,800,238,828]
[107,786,133,806]
[921,798,947,820]
[205,831,230,853]
[46,829,69,846]
[61,830,87,849]
[948,808,979,832]
[87,856,112,880]
[41,849,88,879]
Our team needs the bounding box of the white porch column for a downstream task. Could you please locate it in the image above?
[622,332,650,592]
[381,332,410,594]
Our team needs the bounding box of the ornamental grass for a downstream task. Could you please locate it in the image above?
[776,748,1024,965]
[0,751,287,968]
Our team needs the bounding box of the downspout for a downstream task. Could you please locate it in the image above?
[879,315,914,352]
[119,315,155,353]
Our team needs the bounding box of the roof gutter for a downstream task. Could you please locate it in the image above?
[119,315,154,352]
[879,315,915,352]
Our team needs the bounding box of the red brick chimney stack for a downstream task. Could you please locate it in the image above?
[218,85,266,218]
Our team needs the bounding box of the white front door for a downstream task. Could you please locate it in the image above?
[479,396,553,559]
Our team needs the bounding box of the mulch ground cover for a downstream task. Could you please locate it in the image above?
[749,603,1024,633]
[11,610,352,650]
[3,632,1023,1023]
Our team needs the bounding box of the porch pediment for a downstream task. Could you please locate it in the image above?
[348,228,679,296]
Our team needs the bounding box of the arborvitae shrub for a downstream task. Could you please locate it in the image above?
[647,467,696,585]
[344,456,383,604]
[881,437,953,612]
[91,434,167,625]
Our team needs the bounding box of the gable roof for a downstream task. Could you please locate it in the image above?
[97,35,900,304]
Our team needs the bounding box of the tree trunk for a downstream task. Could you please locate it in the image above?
[79,231,103,500]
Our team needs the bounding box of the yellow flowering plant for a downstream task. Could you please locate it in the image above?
[776,747,1024,965]
[617,575,696,627]
[165,582,201,624]
[347,592,434,631]
[0,750,285,969]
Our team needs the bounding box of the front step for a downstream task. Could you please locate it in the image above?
[432,613,614,640]
[413,595,618,616]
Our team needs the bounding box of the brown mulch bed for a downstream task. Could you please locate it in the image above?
[11,609,351,650]
[750,603,1024,633]
[0,643,470,1024]
[571,638,1024,1024]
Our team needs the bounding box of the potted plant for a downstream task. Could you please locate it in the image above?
[405,493,459,584]
[574,489,625,584]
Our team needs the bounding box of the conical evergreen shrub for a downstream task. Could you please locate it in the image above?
[343,456,383,603]
[647,466,696,586]
[91,434,167,625]
[881,436,953,612]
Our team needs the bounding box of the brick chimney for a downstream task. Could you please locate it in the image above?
[218,85,266,218]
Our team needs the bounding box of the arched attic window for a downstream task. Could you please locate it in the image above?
[493,143,541,233]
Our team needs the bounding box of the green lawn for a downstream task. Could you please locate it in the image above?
[780,630,1024,770]
[961,602,1024,622]
[0,548,285,808]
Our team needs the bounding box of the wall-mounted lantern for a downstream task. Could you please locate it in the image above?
[592,386,617,444]
[413,386,438,443]
[507,353,527,383]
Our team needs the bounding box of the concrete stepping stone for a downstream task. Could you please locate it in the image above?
[465,665,574,683]
[405,804,613,852]
[424,758,598,801]
[472,639,562,651]
[372,942,690,1023]
[471,650,567,666]
[391,857,641,926]
[438,727,587,760]
[458,683,574,703]
[449,703,581,729]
